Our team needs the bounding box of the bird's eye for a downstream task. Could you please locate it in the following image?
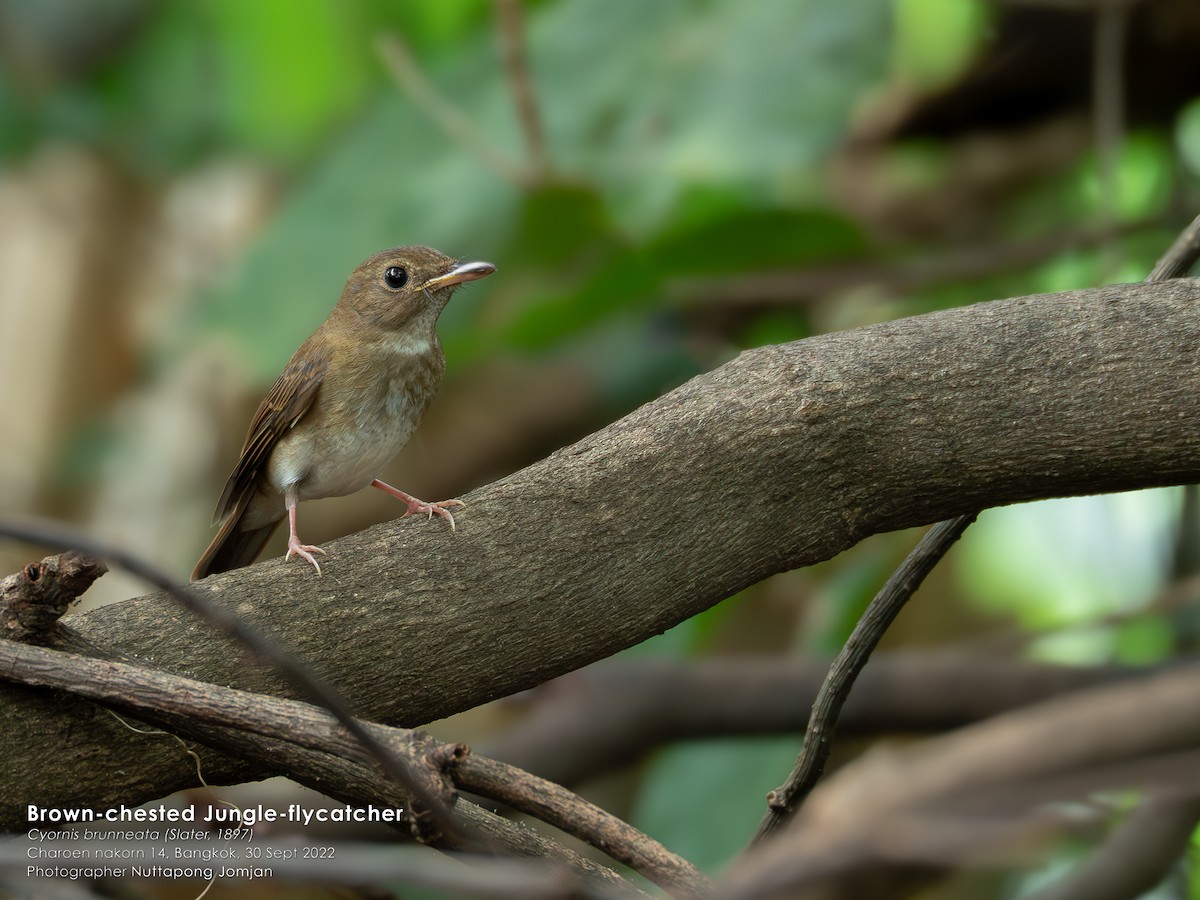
[383,266,408,290]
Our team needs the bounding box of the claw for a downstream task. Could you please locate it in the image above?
[404,498,459,531]
[371,479,465,533]
[286,538,326,576]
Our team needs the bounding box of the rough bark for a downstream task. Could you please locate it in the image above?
[4,278,1200,828]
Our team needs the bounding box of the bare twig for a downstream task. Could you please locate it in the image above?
[376,31,533,187]
[749,515,976,844]
[1150,213,1200,281]
[1024,793,1200,900]
[484,655,1156,787]
[456,755,710,896]
[722,663,1200,899]
[0,639,709,898]
[1145,215,1200,287]
[493,0,552,181]
[199,723,644,896]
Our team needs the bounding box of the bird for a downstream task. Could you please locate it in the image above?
[192,245,495,581]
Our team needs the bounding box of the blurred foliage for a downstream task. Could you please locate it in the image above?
[4,0,1200,889]
[893,0,992,88]
[190,0,889,389]
[1180,98,1200,179]
[959,491,1179,661]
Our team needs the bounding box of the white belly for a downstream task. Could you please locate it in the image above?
[266,390,422,501]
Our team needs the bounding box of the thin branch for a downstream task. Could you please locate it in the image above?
[0,517,461,844]
[1145,213,1200,288]
[456,755,709,896]
[0,639,710,898]
[721,663,1200,899]
[493,0,552,181]
[1150,213,1200,281]
[376,31,533,187]
[1024,793,1200,900]
[483,655,1156,787]
[749,515,976,844]
[205,727,644,896]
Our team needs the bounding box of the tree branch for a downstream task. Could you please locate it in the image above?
[0,640,706,896]
[481,655,1158,785]
[1024,793,1200,900]
[744,203,1200,846]
[721,662,1200,899]
[751,516,976,842]
[4,277,1200,825]
[493,0,552,181]
[0,551,106,643]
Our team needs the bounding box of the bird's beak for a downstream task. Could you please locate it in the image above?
[422,260,496,290]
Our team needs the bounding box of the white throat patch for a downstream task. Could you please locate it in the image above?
[387,333,433,356]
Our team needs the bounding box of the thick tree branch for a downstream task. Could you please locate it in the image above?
[743,205,1200,847]
[4,277,1200,826]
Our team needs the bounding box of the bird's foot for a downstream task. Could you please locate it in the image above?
[406,497,465,531]
[285,537,327,576]
[371,479,465,532]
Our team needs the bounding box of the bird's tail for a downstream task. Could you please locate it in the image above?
[192,496,280,581]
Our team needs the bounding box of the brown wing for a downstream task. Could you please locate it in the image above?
[212,348,330,524]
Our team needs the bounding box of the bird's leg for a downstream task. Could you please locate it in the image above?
[284,484,326,575]
[371,479,464,532]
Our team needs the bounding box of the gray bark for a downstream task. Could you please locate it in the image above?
[4,278,1200,829]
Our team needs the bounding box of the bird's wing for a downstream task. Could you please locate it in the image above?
[212,348,330,524]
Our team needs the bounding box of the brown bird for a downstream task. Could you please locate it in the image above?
[192,245,495,580]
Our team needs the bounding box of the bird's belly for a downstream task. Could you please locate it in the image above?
[267,410,419,502]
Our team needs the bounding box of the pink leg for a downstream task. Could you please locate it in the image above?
[371,479,464,532]
[284,485,326,575]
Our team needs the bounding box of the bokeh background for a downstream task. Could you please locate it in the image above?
[4,0,1200,894]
